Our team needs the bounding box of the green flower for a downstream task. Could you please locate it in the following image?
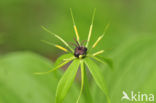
[35,8,113,103]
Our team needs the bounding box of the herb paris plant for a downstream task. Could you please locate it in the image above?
[35,8,113,103]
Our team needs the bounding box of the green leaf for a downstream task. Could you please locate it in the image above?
[83,65,93,103]
[84,58,111,103]
[56,59,80,103]
[54,53,73,67]
[92,36,156,103]
[76,60,84,103]
[0,52,59,103]
[0,52,81,103]
[90,55,113,69]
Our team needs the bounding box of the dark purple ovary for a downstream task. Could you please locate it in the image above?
[74,46,87,58]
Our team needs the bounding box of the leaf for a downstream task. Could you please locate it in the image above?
[84,58,111,103]
[0,52,59,103]
[83,64,93,103]
[0,52,80,103]
[90,55,113,69]
[76,60,84,103]
[55,59,80,103]
[92,35,156,103]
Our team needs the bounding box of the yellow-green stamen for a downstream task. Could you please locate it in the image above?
[92,23,110,49]
[93,50,104,56]
[41,40,68,52]
[55,45,68,52]
[86,8,96,47]
[70,8,80,43]
[41,26,73,52]
[92,35,104,48]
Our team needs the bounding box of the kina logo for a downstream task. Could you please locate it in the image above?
[121,91,155,102]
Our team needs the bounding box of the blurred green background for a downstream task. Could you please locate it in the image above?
[0,0,156,103]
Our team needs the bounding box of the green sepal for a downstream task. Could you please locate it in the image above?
[55,59,80,103]
[84,58,111,103]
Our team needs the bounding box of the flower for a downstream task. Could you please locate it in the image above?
[35,8,112,103]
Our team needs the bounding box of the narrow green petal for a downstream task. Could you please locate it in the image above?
[90,55,113,69]
[84,58,111,103]
[54,53,73,67]
[41,26,73,52]
[76,60,84,103]
[55,59,80,103]
[34,57,75,75]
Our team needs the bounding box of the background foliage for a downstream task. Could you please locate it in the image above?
[0,0,156,103]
